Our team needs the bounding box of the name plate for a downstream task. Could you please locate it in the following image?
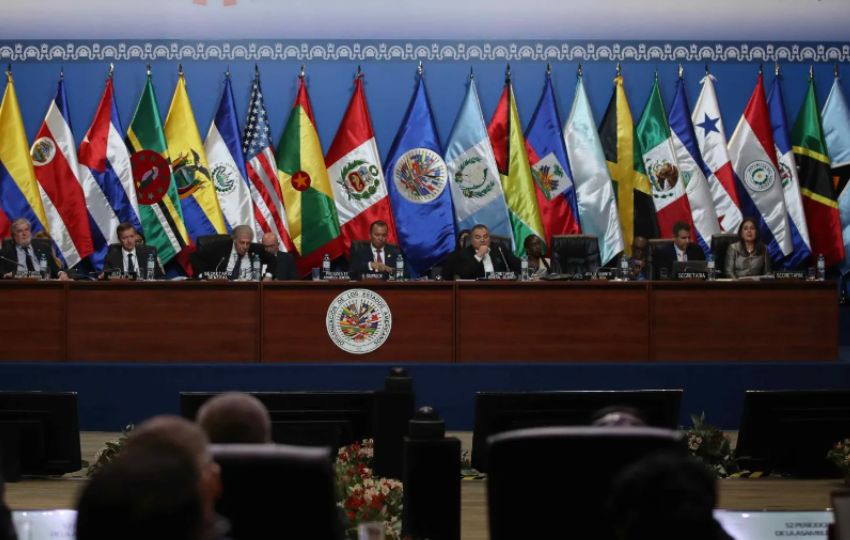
[203,271,231,281]
[772,271,806,280]
[359,272,386,281]
[713,510,831,540]
[591,270,614,280]
[676,271,707,280]
[14,271,44,280]
[325,271,351,281]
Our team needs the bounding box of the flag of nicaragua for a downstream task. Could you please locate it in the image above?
[78,76,142,270]
[445,75,514,246]
[727,73,792,261]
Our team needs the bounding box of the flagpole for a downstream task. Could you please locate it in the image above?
[108,63,114,79]
[577,63,582,78]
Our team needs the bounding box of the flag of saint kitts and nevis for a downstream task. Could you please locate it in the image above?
[276,74,345,276]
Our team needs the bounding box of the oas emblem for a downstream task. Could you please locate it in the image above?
[338,159,381,201]
[392,148,447,204]
[744,160,776,192]
[531,153,567,200]
[211,163,239,195]
[31,137,56,167]
[454,156,495,199]
[326,288,392,354]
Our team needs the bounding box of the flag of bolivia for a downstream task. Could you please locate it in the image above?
[276,74,344,275]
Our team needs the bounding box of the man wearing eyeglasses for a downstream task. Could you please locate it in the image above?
[260,232,298,280]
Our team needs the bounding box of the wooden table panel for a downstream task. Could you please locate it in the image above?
[456,281,650,362]
[651,281,838,361]
[66,281,259,362]
[0,281,65,361]
[263,281,454,362]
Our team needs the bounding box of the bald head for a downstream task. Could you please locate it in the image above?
[197,392,272,444]
[125,415,211,468]
[261,232,279,256]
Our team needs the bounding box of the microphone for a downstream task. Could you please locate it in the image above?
[0,254,29,274]
[496,245,510,272]
[207,255,228,279]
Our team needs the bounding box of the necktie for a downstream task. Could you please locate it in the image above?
[230,255,242,280]
[127,253,135,274]
[375,249,383,264]
[25,248,35,272]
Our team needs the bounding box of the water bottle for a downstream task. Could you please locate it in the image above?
[620,253,630,281]
[322,253,331,279]
[817,253,825,281]
[252,253,261,281]
[706,254,715,281]
[395,254,405,281]
[146,253,155,281]
[520,253,529,281]
[38,252,48,279]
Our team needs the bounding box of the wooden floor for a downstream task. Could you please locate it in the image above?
[4,432,844,540]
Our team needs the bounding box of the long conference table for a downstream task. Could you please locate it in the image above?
[0,279,838,363]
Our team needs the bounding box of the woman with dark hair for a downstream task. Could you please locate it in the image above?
[524,234,551,279]
[724,217,771,278]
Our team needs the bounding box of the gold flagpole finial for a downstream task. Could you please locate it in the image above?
[299,64,305,79]
[677,63,684,80]
[225,65,230,79]
[834,63,839,79]
[505,63,511,82]
[705,63,710,76]
[809,64,814,81]
[178,63,184,77]
[108,63,114,79]
[469,66,474,81]
[356,65,362,80]
[774,62,781,77]
[254,63,260,78]
[616,62,621,77]
[758,63,763,75]
[417,60,424,78]
[654,68,659,82]
[577,63,583,78]
[60,66,64,80]
[546,62,551,78]
[146,64,152,77]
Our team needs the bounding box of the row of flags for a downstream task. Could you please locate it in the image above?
[0,64,848,277]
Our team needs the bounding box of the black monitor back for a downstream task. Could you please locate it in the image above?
[180,391,374,450]
[735,390,850,478]
[0,392,81,478]
[211,443,342,540]
[471,389,683,472]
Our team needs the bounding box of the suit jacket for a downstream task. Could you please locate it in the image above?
[448,244,521,279]
[349,243,405,279]
[653,243,705,279]
[0,239,61,278]
[270,251,299,280]
[195,241,273,278]
[102,244,164,278]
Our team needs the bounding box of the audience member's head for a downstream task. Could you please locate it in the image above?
[0,474,16,540]
[197,392,272,444]
[591,406,647,427]
[607,452,730,540]
[76,450,203,540]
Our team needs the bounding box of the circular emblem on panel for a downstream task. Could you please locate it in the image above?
[131,150,172,205]
[211,163,239,195]
[31,137,56,167]
[338,159,381,201]
[392,147,447,204]
[744,160,776,192]
[326,288,392,355]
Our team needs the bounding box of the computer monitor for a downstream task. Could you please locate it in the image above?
[735,390,850,478]
[471,389,683,472]
[0,392,82,480]
[180,391,375,450]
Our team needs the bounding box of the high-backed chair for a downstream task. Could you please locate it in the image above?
[648,238,674,279]
[487,426,684,540]
[710,233,738,277]
[550,235,600,275]
[210,443,342,540]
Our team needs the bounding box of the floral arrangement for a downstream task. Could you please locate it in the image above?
[683,413,736,478]
[827,438,850,477]
[335,439,403,540]
[87,424,134,476]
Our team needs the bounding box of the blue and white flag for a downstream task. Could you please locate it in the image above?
[78,76,142,270]
[668,76,721,257]
[205,75,256,233]
[444,76,513,246]
[384,74,455,274]
[563,76,623,266]
[821,76,850,273]
[767,75,812,269]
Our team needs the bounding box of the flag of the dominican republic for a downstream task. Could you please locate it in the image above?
[792,76,845,268]
[30,76,94,268]
[384,73,455,274]
[444,76,513,246]
[242,67,294,252]
[78,76,142,270]
[599,72,658,254]
[692,74,743,233]
[487,80,545,256]
[0,72,49,235]
[164,71,227,241]
[767,75,812,269]
[204,74,255,233]
[821,76,850,273]
[326,74,398,254]
[564,76,624,266]
[277,75,345,275]
[727,73,792,261]
[668,76,720,256]
[636,78,693,238]
[525,72,581,248]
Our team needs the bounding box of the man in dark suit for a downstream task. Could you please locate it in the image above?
[101,222,163,279]
[195,224,272,280]
[260,232,298,280]
[446,223,520,279]
[348,220,405,279]
[1,218,70,280]
[654,221,705,279]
